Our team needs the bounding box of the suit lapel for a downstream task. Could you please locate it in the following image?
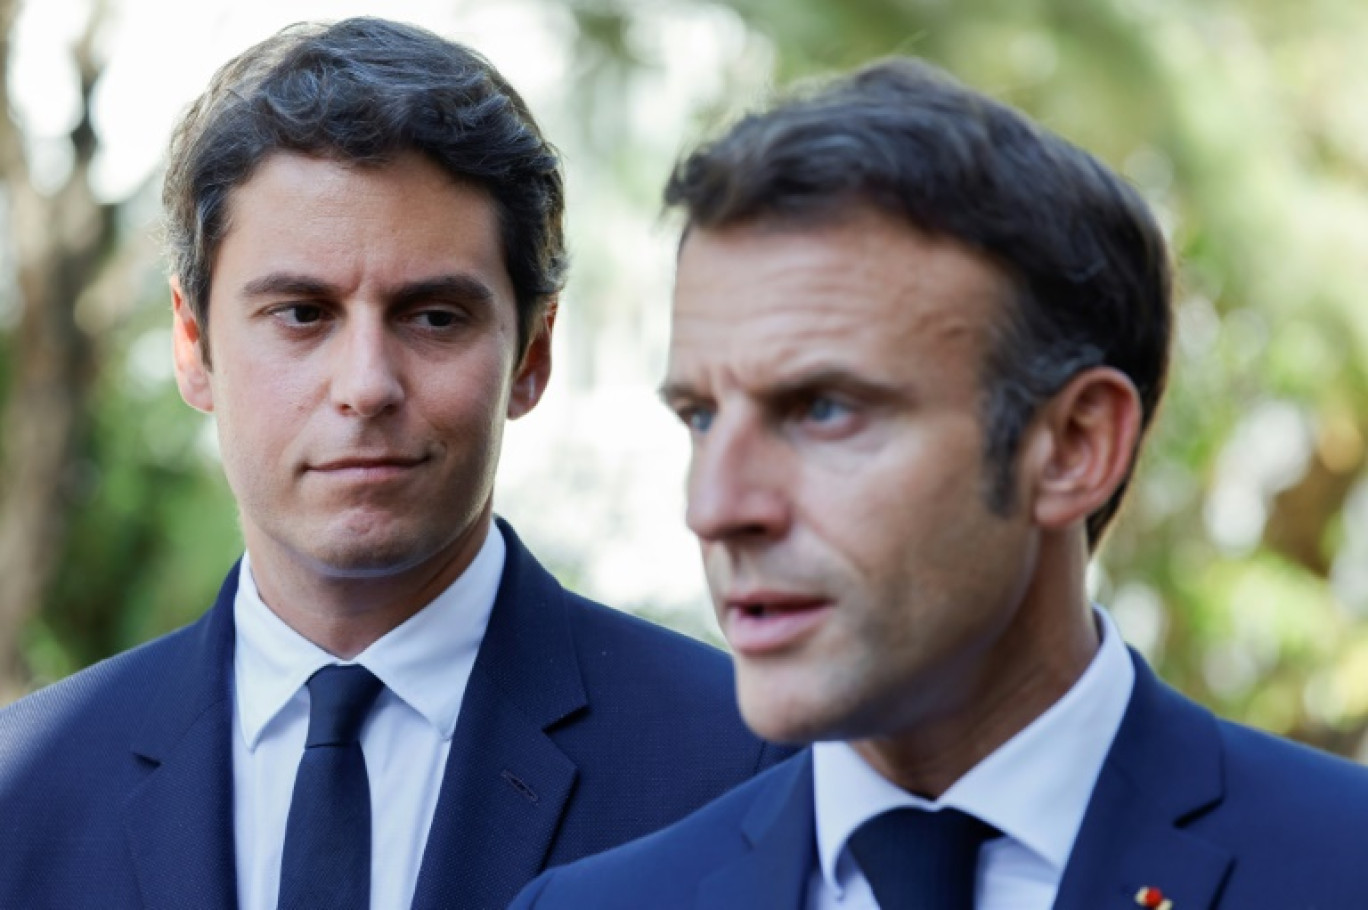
[696,751,815,910]
[411,521,587,910]
[124,568,240,910]
[1054,652,1233,910]
[679,651,1236,910]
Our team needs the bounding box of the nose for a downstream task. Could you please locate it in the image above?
[685,413,791,544]
[331,314,403,418]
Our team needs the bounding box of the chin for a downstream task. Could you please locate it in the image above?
[737,686,841,746]
[303,536,435,578]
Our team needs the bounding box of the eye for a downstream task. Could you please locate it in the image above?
[789,392,863,438]
[804,396,850,423]
[676,405,714,433]
[794,394,858,427]
[413,309,460,328]
[275,303,324,325]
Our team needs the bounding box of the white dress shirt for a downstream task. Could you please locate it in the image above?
[808,608,1135,910]
[231,526,505,910]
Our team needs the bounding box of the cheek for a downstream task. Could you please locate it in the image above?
[419,382,514,474]
[427,377,508,434]
[699,543,731,591]
[208,368,317,481]
[807,446,985,585]
[217,371,307,435]
[439,346,517,412]
[213,339,318,408]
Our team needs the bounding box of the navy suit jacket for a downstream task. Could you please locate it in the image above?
[0,521,791,909]
[512,652,1368,909]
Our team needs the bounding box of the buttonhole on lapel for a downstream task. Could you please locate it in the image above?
[502,769,540,804]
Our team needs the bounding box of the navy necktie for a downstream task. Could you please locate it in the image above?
[847,807,998,909]
[278,664,384,910]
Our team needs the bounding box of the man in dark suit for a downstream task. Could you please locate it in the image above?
[512,58,1368,909]
[0,18,787,910]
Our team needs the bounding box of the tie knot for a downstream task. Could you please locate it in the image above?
[304,664,383,747]
[848,807,998,909]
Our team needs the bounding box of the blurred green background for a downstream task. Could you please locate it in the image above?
[2,0,1367,759]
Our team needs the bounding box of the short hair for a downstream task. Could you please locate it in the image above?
[163,17,566,360]
[664,58,1172,547]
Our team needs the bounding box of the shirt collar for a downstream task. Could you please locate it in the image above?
[233,525,506,751]
[812,606,1135,895]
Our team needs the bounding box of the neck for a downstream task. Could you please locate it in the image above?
[852,529,1098,798]
[246,514,493,659]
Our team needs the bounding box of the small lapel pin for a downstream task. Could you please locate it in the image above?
[1135,886,1172,910]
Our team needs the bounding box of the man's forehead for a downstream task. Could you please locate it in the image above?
[674,209,1008,302]
[668,212,1006,378]
[212,149,494,239]
[206,151,509,288]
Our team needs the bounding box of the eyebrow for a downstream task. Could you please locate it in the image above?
[241,272,335,300]
[658,379,700,406]
[658,368,901,406]
[391,274,497,309]
[240,272,498,308]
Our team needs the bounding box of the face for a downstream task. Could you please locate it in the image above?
[173,151,549,586]
[665,209,1046,745]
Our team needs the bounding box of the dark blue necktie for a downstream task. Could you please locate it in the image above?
[847,807,998,909]
[278,664,384,910]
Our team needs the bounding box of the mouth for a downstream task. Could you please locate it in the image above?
[723,591,832,656]
[307,455,428,480]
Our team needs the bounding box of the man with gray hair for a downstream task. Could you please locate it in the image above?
[512,57,1368,910]
[0,18,786,910]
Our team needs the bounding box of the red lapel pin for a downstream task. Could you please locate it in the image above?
[1135,886,1172,910]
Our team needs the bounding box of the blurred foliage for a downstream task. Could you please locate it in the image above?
[4,0,1368,759]
[17,255,240,690]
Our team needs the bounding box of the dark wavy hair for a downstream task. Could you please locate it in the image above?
[665,58,1172,547]
[163,17,566,361]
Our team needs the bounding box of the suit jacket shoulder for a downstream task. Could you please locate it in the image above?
[0,569,238,908]
[410,521,793,909]
[557,586,786,793]
[511,751,814,910]
[0,616,204,766]
[1056,652,1368,910]
[515,650,1368,910]
[0,523,793,910]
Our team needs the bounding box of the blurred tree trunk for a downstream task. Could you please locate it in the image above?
[0,0,115,701]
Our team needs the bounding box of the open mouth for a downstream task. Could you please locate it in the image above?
[739,602,782,619]
[724,594,831,655]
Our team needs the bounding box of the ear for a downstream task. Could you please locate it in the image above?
[171,278,214,413]
[507,298,556,420]
[1021,366,1142,532]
